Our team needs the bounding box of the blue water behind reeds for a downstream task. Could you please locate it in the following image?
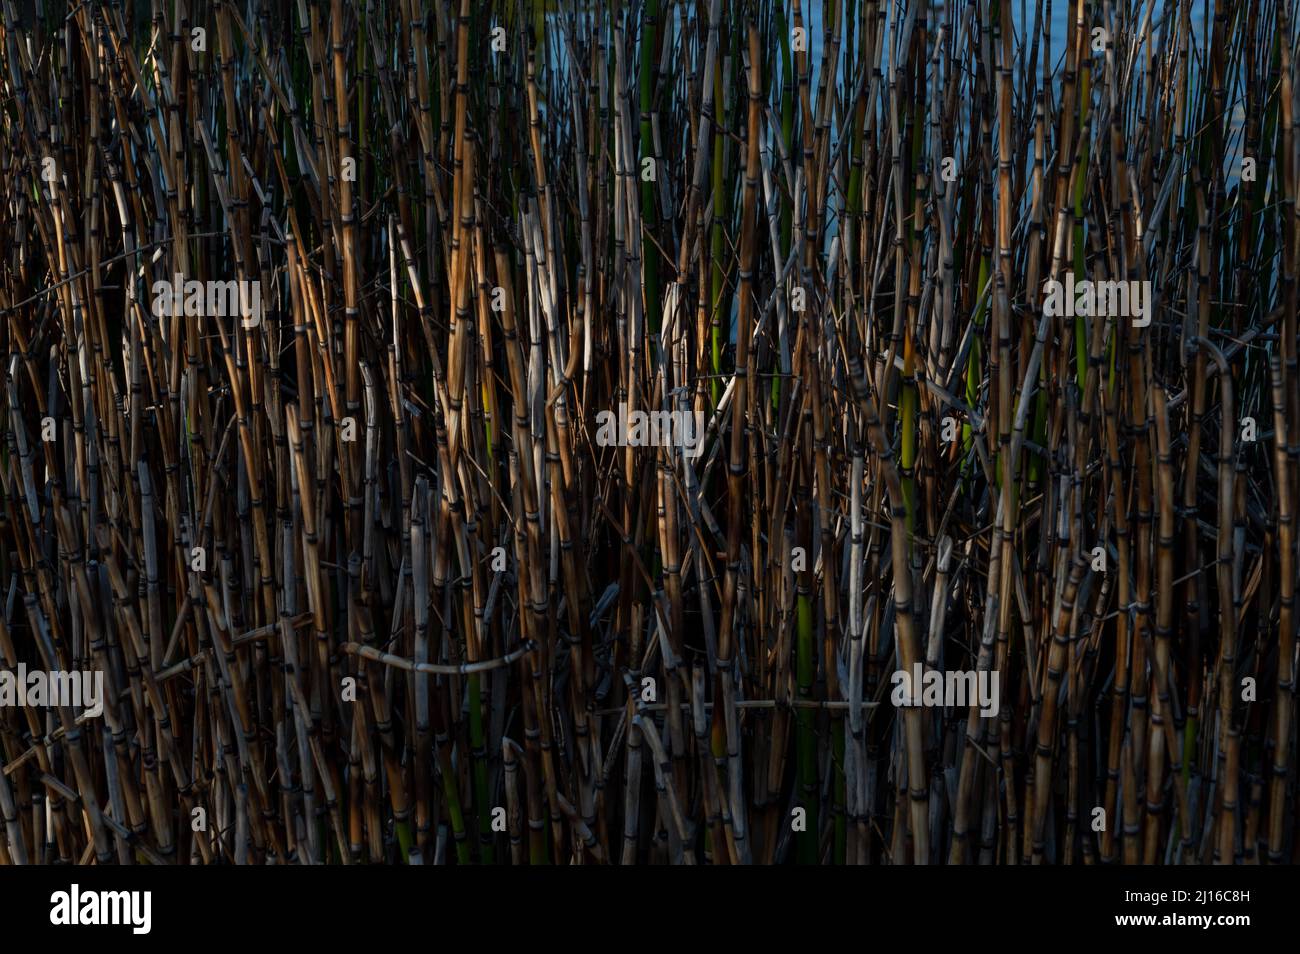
[535,1,1244,343]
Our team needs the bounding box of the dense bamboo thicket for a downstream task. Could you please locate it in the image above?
[0,0,1297,865]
